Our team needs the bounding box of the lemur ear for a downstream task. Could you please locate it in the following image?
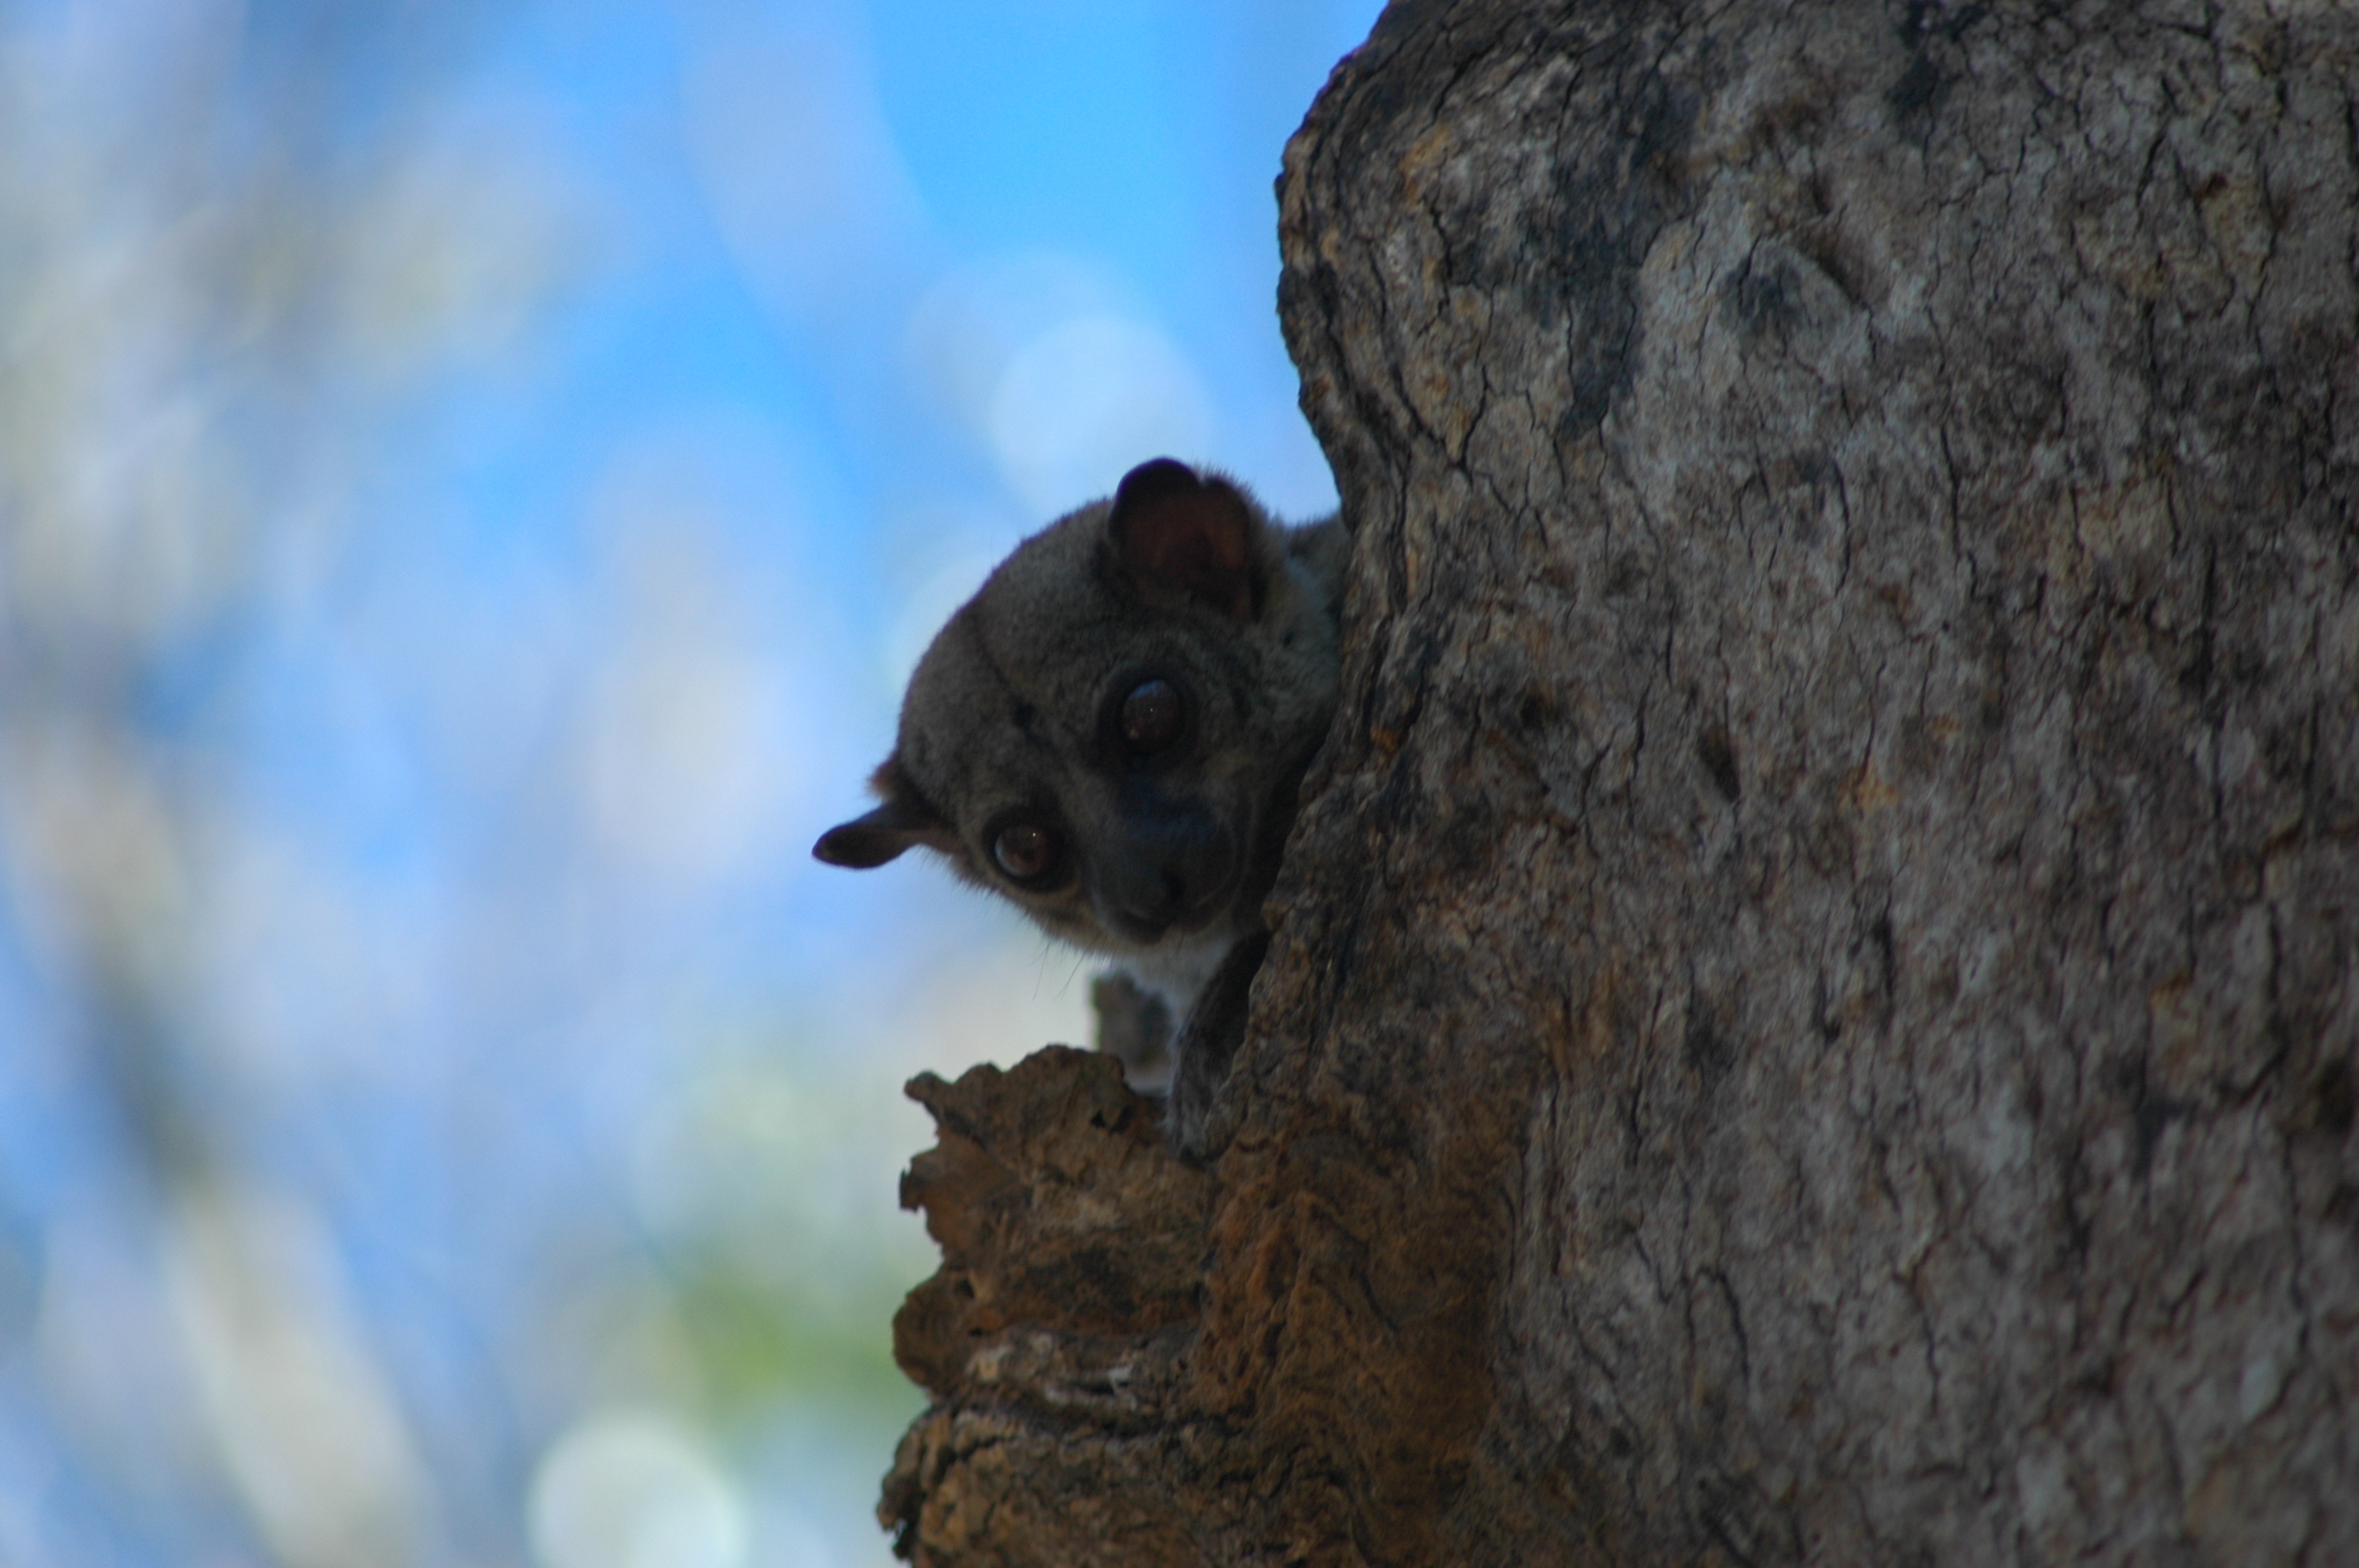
[813,757,951,869]
[1107,458,1259,620]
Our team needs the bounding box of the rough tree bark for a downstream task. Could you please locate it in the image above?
[880,1,2359,1562]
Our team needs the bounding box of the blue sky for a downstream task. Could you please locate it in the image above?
[0,2,1383,1565]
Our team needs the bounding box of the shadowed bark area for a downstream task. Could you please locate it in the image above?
[881,1,2359,1562]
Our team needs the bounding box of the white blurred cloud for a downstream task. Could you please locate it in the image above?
[336,109,590,381]
[576,419,823,887]
[903,250,1214,514]
[986,314,1211,515]
[682,11,929,335]
[162,1180,434,1568]
[530,1410,747,1568]
[903,250,1121,429]
[583,633,791,882]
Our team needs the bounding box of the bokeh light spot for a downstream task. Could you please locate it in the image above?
[529,1411,747,1568]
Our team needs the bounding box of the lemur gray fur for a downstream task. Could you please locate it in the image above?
[814,457,1346,1156]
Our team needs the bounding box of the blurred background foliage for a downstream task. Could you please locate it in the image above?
[0,0,1379,1563]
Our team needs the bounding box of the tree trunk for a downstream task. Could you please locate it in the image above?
[880,2,2359,1562]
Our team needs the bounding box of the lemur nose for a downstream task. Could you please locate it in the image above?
[1087,795,1237,943]
[1092,859,1181,938]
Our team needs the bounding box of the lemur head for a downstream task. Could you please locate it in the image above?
[815,458,1340,967]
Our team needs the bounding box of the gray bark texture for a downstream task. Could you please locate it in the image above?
[879,1,2359,1562]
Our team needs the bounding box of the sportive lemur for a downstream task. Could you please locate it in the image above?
[814,458,1347,1155]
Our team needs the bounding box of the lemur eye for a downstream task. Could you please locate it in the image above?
[1120,679,1184,756]
[990,818,1060,883]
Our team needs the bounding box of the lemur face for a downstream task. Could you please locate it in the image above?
[816,459,1342,991]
